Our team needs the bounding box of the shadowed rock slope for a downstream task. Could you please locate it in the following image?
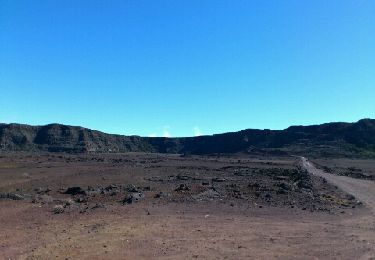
[1,119,375,157]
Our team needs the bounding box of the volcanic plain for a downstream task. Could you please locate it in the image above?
[1,152,374,259]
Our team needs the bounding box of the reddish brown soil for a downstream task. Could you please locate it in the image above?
[0,153,374,259]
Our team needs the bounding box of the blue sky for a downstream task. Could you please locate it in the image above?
[1,0,374,137]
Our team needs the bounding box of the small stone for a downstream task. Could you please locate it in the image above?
[53,205,65,214]
[175,184,190,192]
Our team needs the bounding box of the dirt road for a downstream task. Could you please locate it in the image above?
[302,157,375,213]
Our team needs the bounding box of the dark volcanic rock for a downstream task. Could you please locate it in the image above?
[0,193,24,200]
[74,196,88,203]
[63,187,86,195]
[122,192,144,204]
[53,205,65,214]
[154,192,170,199]
[175,184,190,192]
[126,184,138,192]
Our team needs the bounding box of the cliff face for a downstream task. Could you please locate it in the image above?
[0,123,156,153]
[1,119,375,156]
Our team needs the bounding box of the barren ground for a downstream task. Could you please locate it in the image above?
[0,153,374,259]
[312,158,375,180]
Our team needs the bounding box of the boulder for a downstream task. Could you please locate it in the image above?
[63,187,86,195]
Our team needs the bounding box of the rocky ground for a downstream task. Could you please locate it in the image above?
[0,152,374,259]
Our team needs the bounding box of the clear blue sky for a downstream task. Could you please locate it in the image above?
[1,1,374,137]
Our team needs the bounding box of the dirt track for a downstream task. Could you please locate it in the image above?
[302,157,375,213]
[302,157,375,259]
